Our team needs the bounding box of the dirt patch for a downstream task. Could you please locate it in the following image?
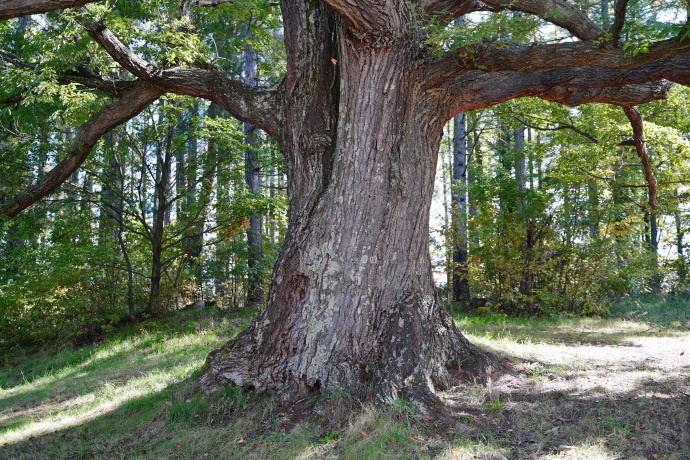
[435,325,690,458]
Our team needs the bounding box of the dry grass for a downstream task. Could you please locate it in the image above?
[1,303,689,459]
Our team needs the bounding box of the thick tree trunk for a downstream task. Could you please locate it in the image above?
[200,3,499,406]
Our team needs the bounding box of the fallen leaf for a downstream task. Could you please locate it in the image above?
[331,58,337,65]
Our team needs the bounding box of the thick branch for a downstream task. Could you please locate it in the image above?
[538,81,672,107]
[421,0,486,22]
[424,0,603,41]
[0,0,100,20]
[441,45,690,117]
[78,16,283,139]
[427,37,690,85]
[0,81,162,219]
[623,106,659,209]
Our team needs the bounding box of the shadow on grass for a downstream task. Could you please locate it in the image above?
[456,313,689,348]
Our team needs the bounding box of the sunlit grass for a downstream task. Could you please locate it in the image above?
[0,310,245,449]
[1,303,688,459]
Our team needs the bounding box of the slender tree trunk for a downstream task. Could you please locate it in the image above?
[442,126,451,300]
[243,34,265,307]
[452,112,470,304]
[514,125,534,312]
[649,210,661,292]
[588,180,599,239]
[675,210,686,284]
[146,117,174,315]
[200,3,499,406]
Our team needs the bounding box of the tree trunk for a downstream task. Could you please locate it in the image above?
[146,115,174,315]
[243,33,264,307]
[452,112,470,305]
[676,211,686,284]
[200,3,499,406]
[514,125,534,313]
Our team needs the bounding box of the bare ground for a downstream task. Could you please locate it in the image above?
[437,319,690,459]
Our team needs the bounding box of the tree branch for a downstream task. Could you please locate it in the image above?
[538,81,673,108]
[623,106,659,209]
[427,36,690,85]
[423,0,603,41]
[78,14,283,139]
[0,80,163,219]
[420,0,486,22]
[440,40,690,116]
[605,0,629,48]
[505,113,599,143]
[0,0,100,20]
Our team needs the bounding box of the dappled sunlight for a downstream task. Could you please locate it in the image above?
[465,321,689,399]
[0,322,232,448]
[0,362,197,445]
[435,441,616,459]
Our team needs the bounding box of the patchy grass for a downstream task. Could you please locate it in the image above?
[1,303,689,459]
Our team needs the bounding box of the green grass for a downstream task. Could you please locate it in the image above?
[1,301,689,459]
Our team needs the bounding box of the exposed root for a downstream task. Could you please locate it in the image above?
[199,295,511,417]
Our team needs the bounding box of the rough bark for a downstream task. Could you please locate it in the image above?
[199,2,500,406]
[623,106,659,209]
[0,0,100,20]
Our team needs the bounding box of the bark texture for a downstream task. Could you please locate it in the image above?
[0,0,99,20]
[199,2,499,405]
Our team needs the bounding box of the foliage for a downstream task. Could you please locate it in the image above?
[0,5,288,348]
[436,86,690,315]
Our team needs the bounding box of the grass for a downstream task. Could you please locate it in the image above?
[1,297,689,459]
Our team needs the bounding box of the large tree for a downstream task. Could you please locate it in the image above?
[2,0,690,406]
